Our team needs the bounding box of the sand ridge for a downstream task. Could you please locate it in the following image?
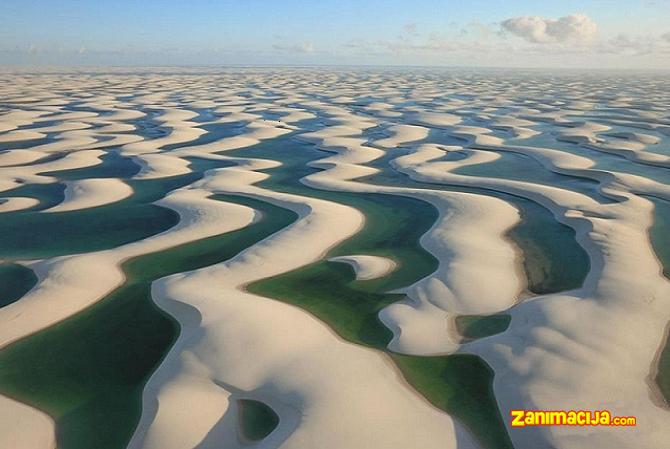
[0,68,668,449]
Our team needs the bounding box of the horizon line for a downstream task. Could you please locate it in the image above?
[1,63,669,73]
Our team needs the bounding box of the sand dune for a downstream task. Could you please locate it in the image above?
[0,149,107,192]
[299,119,523,354]
[0,69,668,449]
[0,190,258,350]
[0,197,40,212]
[0,149,49,167]
[45,178,133,212]
[329,254,397,280]
[129,164,477,449]
[374,124,430,148]
[391,124,670,449]
[0,396,55,449]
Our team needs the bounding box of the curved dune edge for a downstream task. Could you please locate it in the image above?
[328,254,397,281]
[0,70,668,449]
[0,149,49,167]
[0,395,55,449]
[267,95,670,448]
[0,191,258,449]
[296,105,524,354]
[0,197,40,213]
[374,124,430,149]
[120,107,206,155]
[392,142,670,448]
[129,165,478,449]
[44,178,133,213]
[0,110,51,134]
[0,189,258,351]
[0,149,107,192]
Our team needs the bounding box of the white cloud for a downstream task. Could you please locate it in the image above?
[598,33,670,56]
[336,17,670,68]
[272,41,315,54]
[501,13,597,44]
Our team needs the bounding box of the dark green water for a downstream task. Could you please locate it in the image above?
[512,127,670,184]
[453,149,615,204]
[238,399,280,441]
[1,182,66,212]
[249,192,437,347]
[508,201,589,295]
[232,137,513,449]
[647,197,670,280]
[0,195,298,449]
[456,314,512,340]
[362,149,590,295]
[649,196,670,404]
[41,151,141,180]
[0,263,38,308]
[161,122,246,151]
[0,132,589,449]
[0,173,206,260]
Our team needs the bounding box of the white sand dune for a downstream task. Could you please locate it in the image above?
[121,107,206,155]
[584,138,670,166]
[329,254,397,280]
[133,153,193,179]
[0,190,258,350]
[0,130,46,143]
[45,178,133,212]
[129,165,478,449]
[0,197,40,212]
[0,110,50,133]
[0,149,49,167]
[0,149,107,192]
[299,121,523,354]
[25,121,92,134]
[0,69,668,449]
[392,133,670,449]
[412,111,462,128]
[18,130,98,154]
[0,396,55,449]
[374,124,429,148]
[448,125,504,146]
[489,116,541,139]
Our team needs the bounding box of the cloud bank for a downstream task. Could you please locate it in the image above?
[501,13,598,44]
[272,41,315,54]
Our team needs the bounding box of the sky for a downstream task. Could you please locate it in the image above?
[1,0,669,69]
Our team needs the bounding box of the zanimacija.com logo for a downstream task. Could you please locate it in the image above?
[510,410,636,427]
